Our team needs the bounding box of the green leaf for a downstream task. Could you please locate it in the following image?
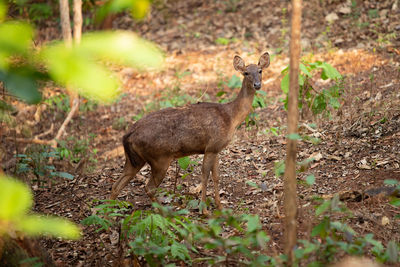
[256,231,270,249]
[306,174,315,185]
[299,63,312,77]
[245,214,261,232]
[329,97,341,109]
[227,74,242,89]
[0,176,33,220]
[41,46,120,103]
[287,133,301,140]
[274,160,285,178]
[18,214,81,239]
[178,156,190,170]
[245,181,258,188]
[215,37,230,45]
[52,171,74,180]
[315,200,331,216]
[311,218,328,238]
[131,0,150,20]
[171,242,190,261]
[0,69,41,104]
[384,179,399,185]
[0,22,33,67]
[389,198,400,207]
[281,73,289,94]
[319,62,342,80]
[0,2,6,22]
[79,31,164,70]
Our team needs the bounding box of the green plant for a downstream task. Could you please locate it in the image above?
[293,196,398,265]
[384,179,400,210]
[177,156,199,179]
[16,144,74,186]
[281,60,344,118]
[0,175,80,239]
[82,200,274,266]
[56,134,98,171]
[215,37,238,45]
[44,94,70,113]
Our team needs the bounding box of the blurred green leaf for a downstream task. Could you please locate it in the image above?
[306,174,315,185]
[131,0,150,19]
[41,46,120,103]
[299,63,311,77]
[280,73,289,94]
[0,1,6,22]
[79,31,164,70]
[0,22,33,68]
[274,160,285,178]
[18,215,81,239]
[0,176,32,220]
[51,171,74,180]
[227,74,242,89]
[287,133,301,140]
[245,214,261,232]
[0,68,42,104]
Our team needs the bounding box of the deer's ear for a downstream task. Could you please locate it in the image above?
[258,52,270,69]
[233,55,245,72]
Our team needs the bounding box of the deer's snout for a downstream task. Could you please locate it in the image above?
[253,82,261,90]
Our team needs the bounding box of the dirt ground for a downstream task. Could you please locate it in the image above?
[2,0,400,265]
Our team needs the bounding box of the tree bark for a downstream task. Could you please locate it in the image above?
[58,0,72,45]
[283,0,302,264]
[73,0,82,44]
[0,235,55,267]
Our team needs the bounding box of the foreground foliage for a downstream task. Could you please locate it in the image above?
[82,197,398,266]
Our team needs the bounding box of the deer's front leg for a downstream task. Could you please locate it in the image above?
[211,154,222,210]
[201,153,217,215]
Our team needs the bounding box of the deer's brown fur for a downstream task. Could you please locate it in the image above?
[110,52,270,214]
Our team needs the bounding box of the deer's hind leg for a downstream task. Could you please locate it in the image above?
[110,155,145,199]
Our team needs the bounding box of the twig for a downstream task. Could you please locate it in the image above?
[35,123,54,139]
[52,98,79,147]
[173,160,179,193]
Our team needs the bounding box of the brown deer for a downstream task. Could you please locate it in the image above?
[110,52,270,214]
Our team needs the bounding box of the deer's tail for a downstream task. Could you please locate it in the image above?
[122,133,143,167]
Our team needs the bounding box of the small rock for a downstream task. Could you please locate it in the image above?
[325,12,339,22]
[338,6,351,14]
[381,216,390,226]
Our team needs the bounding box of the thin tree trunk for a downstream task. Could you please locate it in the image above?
[283,0,302,264]
[73,0,82,44]
[58,0,72,45]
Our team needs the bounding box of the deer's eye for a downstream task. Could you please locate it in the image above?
[258,69,262,74]
[244,72,249,76]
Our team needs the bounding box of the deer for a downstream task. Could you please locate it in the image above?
[110,52,270,214]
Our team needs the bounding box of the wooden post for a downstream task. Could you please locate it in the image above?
[283,0,302,264]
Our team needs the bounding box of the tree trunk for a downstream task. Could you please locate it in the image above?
[283,0,302,264]
[73,0,82,44]
[0,235,55,267]
[58,0,72,45]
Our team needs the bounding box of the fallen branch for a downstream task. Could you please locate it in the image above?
[51,97,79,147]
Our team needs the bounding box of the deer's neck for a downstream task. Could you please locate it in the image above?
[228,78,255,128]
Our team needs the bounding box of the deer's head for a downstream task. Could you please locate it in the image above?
[233,52,270,90]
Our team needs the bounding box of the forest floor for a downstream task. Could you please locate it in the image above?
[2,0,400,265]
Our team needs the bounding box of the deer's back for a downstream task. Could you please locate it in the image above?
[126,102,234,159]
